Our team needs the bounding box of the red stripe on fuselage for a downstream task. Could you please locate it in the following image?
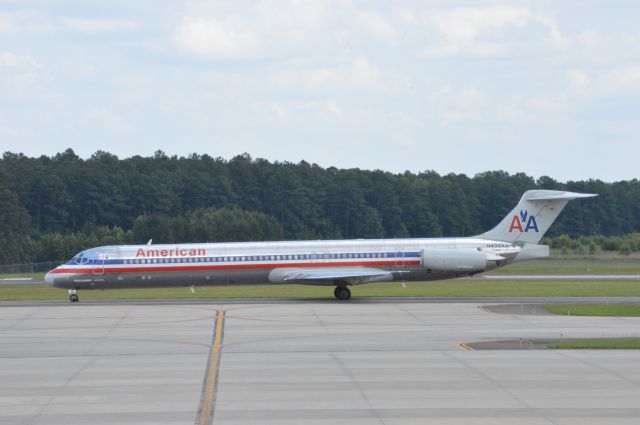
[50,260,421,274]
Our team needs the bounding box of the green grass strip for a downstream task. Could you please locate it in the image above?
[548,339,640,349]
[489,257,640,274]
[543,304,640,316]
[3,280,640,301]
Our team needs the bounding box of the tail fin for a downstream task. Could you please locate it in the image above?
[479,190,597,244]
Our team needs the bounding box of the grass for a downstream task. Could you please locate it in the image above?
[548,339,640,349]
[489,251,640,275]
[543,304,640,316]
[3,279,640,301]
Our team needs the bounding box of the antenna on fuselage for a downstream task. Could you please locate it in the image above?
[147,239,152,245]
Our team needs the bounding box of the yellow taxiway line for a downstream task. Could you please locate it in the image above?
[477,305,495,314]
[197,309,225,425]
[458,342,474,351]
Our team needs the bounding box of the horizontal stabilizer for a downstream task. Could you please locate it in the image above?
[523,191,598,201]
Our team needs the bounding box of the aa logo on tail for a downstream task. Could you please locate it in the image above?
[508,210,539,233]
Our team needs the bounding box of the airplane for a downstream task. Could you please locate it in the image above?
[45,190,596,302]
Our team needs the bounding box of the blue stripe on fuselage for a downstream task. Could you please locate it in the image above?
[67,251,422,265]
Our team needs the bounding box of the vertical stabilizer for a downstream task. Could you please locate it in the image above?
[479,190,597,244]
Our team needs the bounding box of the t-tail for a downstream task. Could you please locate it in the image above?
[479,190,597,244]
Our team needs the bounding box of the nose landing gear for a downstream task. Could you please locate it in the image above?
[68,289,79,303]
[333,285,351,301]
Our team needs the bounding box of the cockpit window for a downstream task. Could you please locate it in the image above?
[71,253,90,264]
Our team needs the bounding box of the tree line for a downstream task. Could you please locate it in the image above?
[1,149,638,263]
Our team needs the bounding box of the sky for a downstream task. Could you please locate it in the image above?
[1,0,638,182]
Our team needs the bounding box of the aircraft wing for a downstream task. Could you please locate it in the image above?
[270,267,394,285]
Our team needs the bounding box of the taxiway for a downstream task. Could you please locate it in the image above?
[1,300,640,424]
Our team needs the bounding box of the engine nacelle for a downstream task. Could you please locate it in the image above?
[421,249,487,273]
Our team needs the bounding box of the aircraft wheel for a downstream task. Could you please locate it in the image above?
[69,294,79,303]
[334,286,351,301]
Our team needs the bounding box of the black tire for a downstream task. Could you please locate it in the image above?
[343,287,351,300]
[334,286,351,301]
[70,294,79,302]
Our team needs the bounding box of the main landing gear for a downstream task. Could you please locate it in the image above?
[69,289,79,303]
[334,285,351,301]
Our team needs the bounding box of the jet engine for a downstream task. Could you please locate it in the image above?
[421,249,488,273]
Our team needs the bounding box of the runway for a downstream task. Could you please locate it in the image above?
[2,299,640,424]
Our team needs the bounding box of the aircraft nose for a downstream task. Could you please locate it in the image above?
[44,271,55,286]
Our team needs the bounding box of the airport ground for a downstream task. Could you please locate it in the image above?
[2,253,640,424]
[2,299,640,425]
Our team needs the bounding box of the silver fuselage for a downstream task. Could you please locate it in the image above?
[46,237,530,290]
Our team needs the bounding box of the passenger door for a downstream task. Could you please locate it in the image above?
[92,255,105,275]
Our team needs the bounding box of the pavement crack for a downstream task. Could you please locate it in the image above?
[332,353,389,425]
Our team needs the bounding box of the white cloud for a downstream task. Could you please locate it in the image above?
[603,66,640,91]
[567,69,588,88]
[435,85,481,108]
[434,85,483,126]
[12,71,40,91]
[85,109,132,135]
[577,30,601,49]
[0,51,39,68]
[268,55,401,95]
[0,12,55,34]
[419,5,565,57]
[530,96,564,113]
[268,102,288,121]
[265,98,344,124]
[357,10,396,43]
[1,1,639,181]
[320,99,343,116]
[173,0,328,59]
[0,14,13,32]
[174,17,260,59]
[62,18,138,34]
